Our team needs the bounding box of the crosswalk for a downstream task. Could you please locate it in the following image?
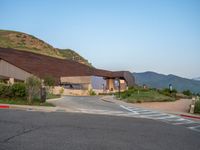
[120,105,200,133]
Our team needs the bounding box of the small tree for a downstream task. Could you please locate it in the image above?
[43,76,56,94]
[26,76,41,104]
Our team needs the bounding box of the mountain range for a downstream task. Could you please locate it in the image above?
[193,77,200,81]
[133,71,200,93]
[0,30,91,66]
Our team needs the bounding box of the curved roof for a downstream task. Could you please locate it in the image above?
[0,48,135,87]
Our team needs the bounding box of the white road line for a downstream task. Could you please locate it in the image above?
[188,125,200,132]
[170,118,194,124]
[173,121,195,125]
[136,110,152,113]
[125,107,141,110]
[155,115,178,120]
[142,113,167,117]
[139,112,158,115]
[120,105,139,114]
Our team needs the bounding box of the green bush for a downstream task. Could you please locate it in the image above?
[182,90,192,96]
[159,88,177,97]
[0,84,6,96]
[0,84,12,98]
[11,83,26,98]
[0,83,26,99]
[88,89,96,96]
[194,100,200,114]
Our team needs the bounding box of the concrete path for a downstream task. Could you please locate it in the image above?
[133,99,192,114]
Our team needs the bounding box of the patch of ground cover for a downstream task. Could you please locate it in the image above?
[0,98,54,107]
[117,88,176,103]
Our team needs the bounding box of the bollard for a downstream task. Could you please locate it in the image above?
[189,97,197,114]
[190,105,195,114]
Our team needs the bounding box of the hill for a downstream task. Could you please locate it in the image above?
[193,77,200,81]
[133,71,200,93]
[0,30,91,66]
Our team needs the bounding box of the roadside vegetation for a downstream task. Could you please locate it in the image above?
[88,89,96,96]
[116,87,176,103]
[0,76,59,106]
[194,97,200,114]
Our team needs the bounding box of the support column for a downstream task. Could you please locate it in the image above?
[106,78,115,91]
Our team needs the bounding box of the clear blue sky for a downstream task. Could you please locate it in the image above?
[0,0,200,78]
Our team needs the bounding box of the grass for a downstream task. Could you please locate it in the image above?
[118,88,176,103]
[0,98,55,107]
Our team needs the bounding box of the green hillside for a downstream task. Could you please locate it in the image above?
[0,30,91,66]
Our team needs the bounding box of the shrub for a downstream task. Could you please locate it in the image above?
[159,88,177,97]
[0,83,6,96]
[182,90,192,96]
[11,82,26,98]
[59,87,64,95]
[26,76,41,104]
[88,89,96,96]
[194,100,200,114]
[0,84,12,98]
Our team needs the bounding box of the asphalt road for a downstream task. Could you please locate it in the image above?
[0,109,200,150]
[50,96,127,112]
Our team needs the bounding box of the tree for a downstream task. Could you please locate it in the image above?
[43,76,56,94]
[26,76,41,104]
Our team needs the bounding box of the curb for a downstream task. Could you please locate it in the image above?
[0,105,10,109]
[46,97,63,102]
[100,98,115,103]
[179,114,200,120]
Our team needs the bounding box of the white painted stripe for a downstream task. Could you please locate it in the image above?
[139,112,158,115]
[136,110,153,113]
[155,115,178,120]
[125,107,141,110]
[188,125,200,130]
[173,121,195,125]
[143,113,167,117]
[120,105,139,114]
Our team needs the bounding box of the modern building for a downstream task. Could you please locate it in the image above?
[0,48,135,95]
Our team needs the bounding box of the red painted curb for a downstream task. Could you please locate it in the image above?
[180,114,200,120]
[0,105,10,109]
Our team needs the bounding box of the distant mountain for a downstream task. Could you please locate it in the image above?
[193,77,200,81]
[0,30,91,66]
[133,71,200,93]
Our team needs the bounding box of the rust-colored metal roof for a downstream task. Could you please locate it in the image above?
[0,48,135,86]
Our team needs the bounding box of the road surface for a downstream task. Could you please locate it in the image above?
[0,109,200,150]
